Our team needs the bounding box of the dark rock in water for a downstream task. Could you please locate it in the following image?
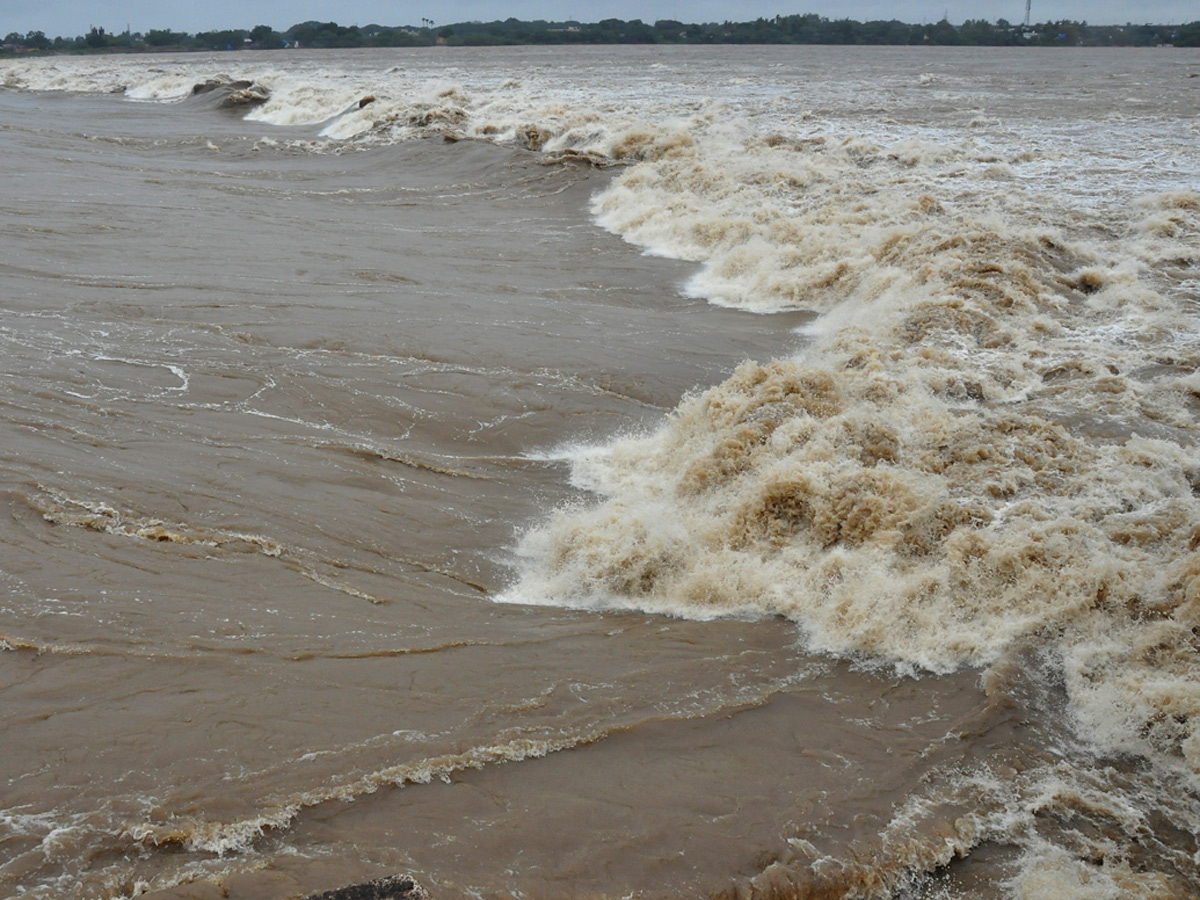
[188,78,270,108]
[305,874,430,900]
[359,95,377,108]
[193,78,254,95]
[220,85,271,108]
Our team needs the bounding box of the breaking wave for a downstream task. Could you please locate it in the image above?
[508,135,1200,779]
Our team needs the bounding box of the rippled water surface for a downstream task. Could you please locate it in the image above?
[2,45,1199,900]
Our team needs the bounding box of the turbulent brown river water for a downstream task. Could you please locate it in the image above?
[1,45,1199,900]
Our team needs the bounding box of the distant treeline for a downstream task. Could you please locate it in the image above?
[4,15,1200,54]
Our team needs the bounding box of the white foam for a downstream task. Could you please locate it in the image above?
[496,73,1200,796]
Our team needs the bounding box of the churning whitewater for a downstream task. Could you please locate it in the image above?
[2,45,1199,900]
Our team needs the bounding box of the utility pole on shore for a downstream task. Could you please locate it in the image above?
[1024,1,1032,27]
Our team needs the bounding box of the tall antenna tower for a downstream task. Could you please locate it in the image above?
[1024,0,1032,26]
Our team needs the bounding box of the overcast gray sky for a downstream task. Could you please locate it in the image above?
[3,2,1196,39]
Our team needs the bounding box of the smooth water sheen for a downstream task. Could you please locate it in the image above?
[1,45,1199,900]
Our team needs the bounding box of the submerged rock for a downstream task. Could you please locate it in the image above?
[305,874,430,900]
[190,77,270,108]
[221,84,270,108]
[192,77,253,95]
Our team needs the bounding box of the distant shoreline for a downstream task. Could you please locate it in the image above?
[3,14,1199,56]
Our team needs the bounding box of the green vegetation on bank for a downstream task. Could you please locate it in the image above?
[4,15,1200,55]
